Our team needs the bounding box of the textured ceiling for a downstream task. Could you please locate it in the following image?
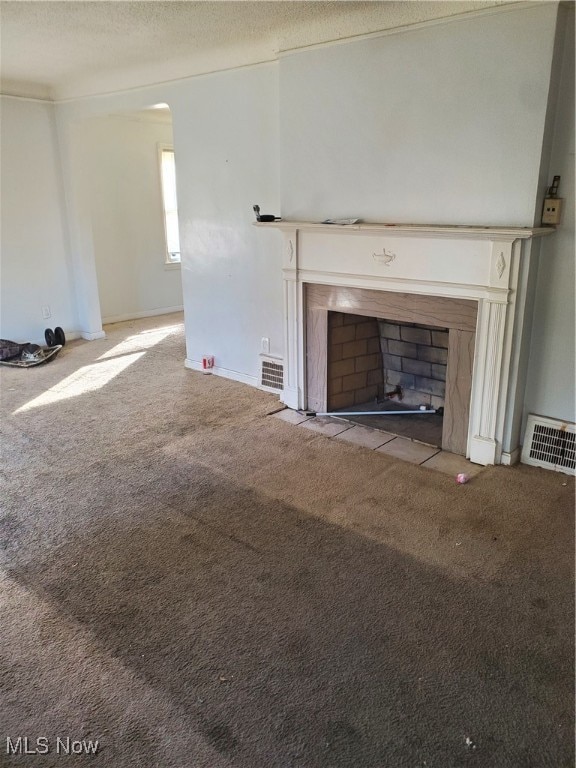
[1,1,515,100]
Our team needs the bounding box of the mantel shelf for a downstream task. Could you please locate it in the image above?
[254,220,554,240]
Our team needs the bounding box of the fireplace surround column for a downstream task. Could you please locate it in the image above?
[468,298,508,464]
[280,227,301,410]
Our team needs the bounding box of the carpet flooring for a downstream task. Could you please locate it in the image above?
[0,313,573,768]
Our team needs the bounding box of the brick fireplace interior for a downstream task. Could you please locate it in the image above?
[327,311,448,447]
[306,284,477,456]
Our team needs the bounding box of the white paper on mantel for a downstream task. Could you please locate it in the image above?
[321,218,362,225]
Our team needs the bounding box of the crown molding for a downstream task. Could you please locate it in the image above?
[0,80,53,102]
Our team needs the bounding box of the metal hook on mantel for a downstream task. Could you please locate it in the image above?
[253,204,281,223]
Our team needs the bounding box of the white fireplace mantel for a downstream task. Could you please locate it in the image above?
[255,220,551,240]
[256,221,554,465]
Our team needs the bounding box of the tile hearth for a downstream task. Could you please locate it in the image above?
[272,409,484,477]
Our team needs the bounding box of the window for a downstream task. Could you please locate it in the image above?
[159,147,181,264]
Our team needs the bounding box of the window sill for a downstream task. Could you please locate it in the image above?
[164,262,181,271]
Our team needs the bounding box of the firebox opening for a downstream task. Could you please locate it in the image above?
[327,312,447,447]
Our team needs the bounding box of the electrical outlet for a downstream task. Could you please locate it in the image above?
[542,198,563,225]
[261,337,270,354]
[42,305,51,319]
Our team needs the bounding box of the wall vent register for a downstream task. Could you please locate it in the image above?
[522,415,575,475]
[261,358,284,391]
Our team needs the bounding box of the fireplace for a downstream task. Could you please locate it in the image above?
[306,284,477,455]
[256,221,553,465]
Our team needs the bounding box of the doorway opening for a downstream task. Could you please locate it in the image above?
[80,103,183,327]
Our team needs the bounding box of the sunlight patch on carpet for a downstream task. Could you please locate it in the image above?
[13,352,145,414]
[98,326,181,361]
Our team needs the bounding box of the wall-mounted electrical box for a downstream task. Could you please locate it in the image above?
[542,197,563,225]
[542,175,563,225]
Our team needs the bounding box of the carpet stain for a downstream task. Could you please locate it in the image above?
[204,722,239,754]
[0,513,25,551]
[324,719,362,752]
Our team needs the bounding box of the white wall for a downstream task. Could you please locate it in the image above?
[524,5,575,425]
[171,64,282,381]
[81,113,183,324]
[0,97,78,344]
[279,4,558,227]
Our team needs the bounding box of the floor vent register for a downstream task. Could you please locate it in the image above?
[522,415,575,475]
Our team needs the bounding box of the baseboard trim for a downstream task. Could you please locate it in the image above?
[102,306,184,325]
[81,330,107,341]
[501,447,521,466]
[185,358,259,388]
